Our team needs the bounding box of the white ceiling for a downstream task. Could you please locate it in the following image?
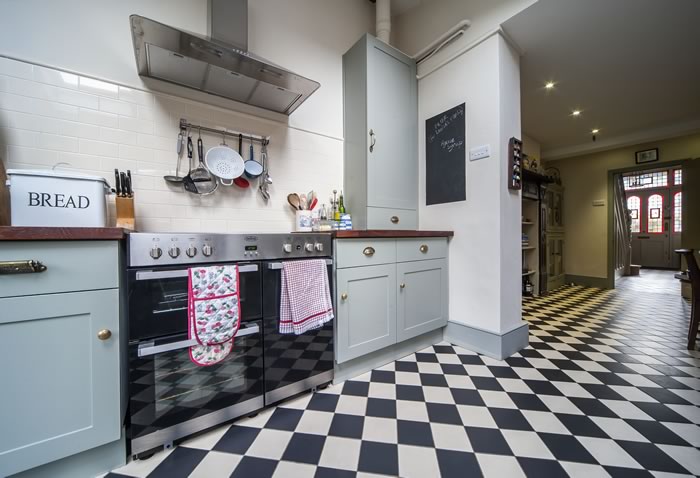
[502,0,700,159]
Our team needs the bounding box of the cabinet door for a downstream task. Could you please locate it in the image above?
[366,38,417,211]
[0,289,121,477]
[336,264,396,363]
[397,259,448,342]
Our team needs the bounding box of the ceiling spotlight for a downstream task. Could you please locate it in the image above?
[545,81,555,89]
[591,129,599,134]
[572,110,581,116]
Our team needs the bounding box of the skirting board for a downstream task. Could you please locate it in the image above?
[334,328,444,384]
[443,321,528,360]
[565,274,610,289]
[10,434,125,478]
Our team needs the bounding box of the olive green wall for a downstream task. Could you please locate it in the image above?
[547,133,700,280]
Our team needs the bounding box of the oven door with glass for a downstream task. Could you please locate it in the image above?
[128,320,263,456]
[126,262,262,341]
[262,259,334,405]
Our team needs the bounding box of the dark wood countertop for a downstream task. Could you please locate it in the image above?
[334,230,454,239]
[0,226,127,241]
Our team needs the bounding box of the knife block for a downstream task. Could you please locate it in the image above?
[115,196,135,230]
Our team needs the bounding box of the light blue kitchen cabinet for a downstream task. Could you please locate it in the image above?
[343,34,418,230]
[0,241,124,478]
[335,238,449,365]
[397,259,449,342]
[336,264,397,363]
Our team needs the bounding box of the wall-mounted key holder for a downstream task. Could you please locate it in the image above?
[508,137,523,191]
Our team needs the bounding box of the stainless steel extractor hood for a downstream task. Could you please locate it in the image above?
[129,0,320,115]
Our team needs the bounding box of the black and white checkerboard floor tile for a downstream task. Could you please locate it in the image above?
[108,271,700,477]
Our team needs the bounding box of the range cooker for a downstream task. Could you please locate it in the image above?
[126,232,334,458]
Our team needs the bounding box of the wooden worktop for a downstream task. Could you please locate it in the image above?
[0,226,127,241]
[334,230,454,239]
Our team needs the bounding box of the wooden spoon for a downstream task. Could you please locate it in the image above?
[287,193,301,211]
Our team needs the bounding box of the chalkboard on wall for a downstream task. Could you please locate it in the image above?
[425,103,466,205]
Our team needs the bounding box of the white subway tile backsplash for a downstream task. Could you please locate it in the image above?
[79,138,118,157]
[1,58,343,233]
[119,116,153,134]
[79,77,119,98]
[33,65,79,89]
[119,144,154,162]
[137,133,171,151]
[0,57,33,80]
[0,91,34,113]
[119,86,154,106]
[35,132,78,152]
[99,126,137,145]
[99,97,137,117]
[8,144,58,165]
[33,98,79,121]
[0,127,35,147]
[79,108,118,128]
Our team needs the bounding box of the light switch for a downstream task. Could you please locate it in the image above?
[592,199,605,206]
[469,144,490,161]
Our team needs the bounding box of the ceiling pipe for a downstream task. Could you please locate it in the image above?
[376,0,391,44]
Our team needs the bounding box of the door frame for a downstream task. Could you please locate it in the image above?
[606,158,687,288]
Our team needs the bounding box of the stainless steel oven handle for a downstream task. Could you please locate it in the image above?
[136,264,259,280]
[137,323,260,357]
[267,259,333,270]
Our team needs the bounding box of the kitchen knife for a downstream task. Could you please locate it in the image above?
[120,172,128,198]
[114,169,121,196]
[127,170,133,197]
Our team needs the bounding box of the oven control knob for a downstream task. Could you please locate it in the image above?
[314,243,324,252]
[150,245,162,260]
[283,243,292,253]
[186,245,197,258]
[202,244,213,257]
[168,246,180,258]
[305,243,314,252]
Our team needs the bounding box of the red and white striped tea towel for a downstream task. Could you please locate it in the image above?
[279,259,334,335]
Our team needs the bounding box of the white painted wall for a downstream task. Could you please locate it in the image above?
[0,0,375,139]
[417,33,522,334]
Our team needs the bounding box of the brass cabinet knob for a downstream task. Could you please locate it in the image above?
[390,216,399,224]
[400,283,406,289]
[341,293,348,300]
[363,246,375,256]
[97,329,112,341]
[419,244,429,253]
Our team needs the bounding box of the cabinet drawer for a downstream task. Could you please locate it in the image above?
[336,239,396,269]
[0,241,119,298]
[366,207,417,230]
[396,238,447,262]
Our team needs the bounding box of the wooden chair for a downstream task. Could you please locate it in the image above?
[676,249,699,349]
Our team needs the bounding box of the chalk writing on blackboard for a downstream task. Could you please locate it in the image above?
[440,138,464,153]
[428,107,464,143]
[425,102,466,206]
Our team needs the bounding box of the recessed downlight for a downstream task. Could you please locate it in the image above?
[572,110,581,116]
[545,81,556,89]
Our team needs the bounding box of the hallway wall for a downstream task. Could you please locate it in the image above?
[547,132,700,281]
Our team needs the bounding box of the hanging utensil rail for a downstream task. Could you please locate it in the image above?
[179,118,270,145]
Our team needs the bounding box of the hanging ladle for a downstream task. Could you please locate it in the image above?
[163,129,186,184]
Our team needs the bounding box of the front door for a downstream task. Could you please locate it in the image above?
[629,189,671,268]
